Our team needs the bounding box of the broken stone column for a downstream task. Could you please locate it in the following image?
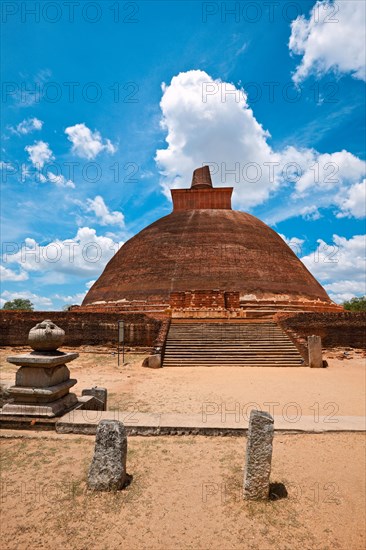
[243,410,274,500]
[0,319,78,418]
[88,420,129,491]
[81,387,107,410]
[308,335,323,368]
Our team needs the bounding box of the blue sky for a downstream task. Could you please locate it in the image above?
[1,0,365,309]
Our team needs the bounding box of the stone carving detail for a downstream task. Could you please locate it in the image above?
[28,319,65,351]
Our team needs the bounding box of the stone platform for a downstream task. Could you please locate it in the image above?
[1,351,79,418]
[55,410,366,436]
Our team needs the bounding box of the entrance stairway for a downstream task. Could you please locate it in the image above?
[163,321,304,367]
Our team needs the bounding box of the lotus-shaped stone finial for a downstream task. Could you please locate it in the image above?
[28,319,65,351]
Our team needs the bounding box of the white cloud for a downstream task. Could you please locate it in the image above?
[289,0,366,83]
[299,205,322,221]
[336,180,366,219]
[54,292,87,305]
[1,290,53,310]
[3,227,122,278]
[9,117,43,135]
[65,123,117,159]
[20,164,76,189]
[301,234,366,303]
[0,265,29,282]
[155,70,279,209]
[47,171,75,189]
[291,149,365,195]
[279,234,305,256]
[155,70,365,217]
[53,280,95,306]
[25,140,54,168]
[86,196,125,226]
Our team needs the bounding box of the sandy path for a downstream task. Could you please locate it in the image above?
[1,348,365,419]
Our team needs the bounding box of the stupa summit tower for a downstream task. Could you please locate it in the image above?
[82,166,341,315]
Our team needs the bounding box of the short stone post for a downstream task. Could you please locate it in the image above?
[82,387,108,410]
[243,410,274,500]
[308,335,323,368]
[88,420,129,491]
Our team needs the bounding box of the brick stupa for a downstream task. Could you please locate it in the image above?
[80,166,341,315]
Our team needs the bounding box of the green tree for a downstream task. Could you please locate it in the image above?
[342,296,366,312]
[2,298,34,311]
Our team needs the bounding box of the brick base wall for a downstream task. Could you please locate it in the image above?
[0,311,168,348]
[275,312,366,359]
[170,290,240,310]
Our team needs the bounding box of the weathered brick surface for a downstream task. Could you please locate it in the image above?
[275,312,366,352]
[0,311,167,348]
[83,210,335,308]
[169,290,240,310]
[171,188,233,210]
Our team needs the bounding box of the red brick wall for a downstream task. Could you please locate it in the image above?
[275,312,366,357]
[169,290,240,310]
[225,292,240,309]
[171,188,233,211]
[0,311,168,348]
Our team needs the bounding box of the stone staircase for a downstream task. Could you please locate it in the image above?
[163,321,304,367]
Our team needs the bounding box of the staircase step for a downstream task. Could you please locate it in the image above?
[163,321,303,367]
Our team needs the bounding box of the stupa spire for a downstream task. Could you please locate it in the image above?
[191,165,213,189]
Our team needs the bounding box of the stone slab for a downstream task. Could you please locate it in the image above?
[8,379,77,403]
[55,411,366,436]
[7,352,79,368]
[1,393,78,418]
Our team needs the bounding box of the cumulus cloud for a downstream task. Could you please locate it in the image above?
[289,0,366,83]
[281,147,365,196]
[155,70,365,215]
[86,196,125,227]
[336,180,366,219]
[0,265,29,282]
[25,140,54,168]
[155,70,279,208]
[1,290,53,310]
[47,171,75,189]
[9,117,43,135]
[65,123,117,159]
[301,234,366,303]
[3,227,122,278]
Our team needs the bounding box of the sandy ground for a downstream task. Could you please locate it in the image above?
[0,432,365,550]
[1,347,364,418]
[0,347,365,549]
